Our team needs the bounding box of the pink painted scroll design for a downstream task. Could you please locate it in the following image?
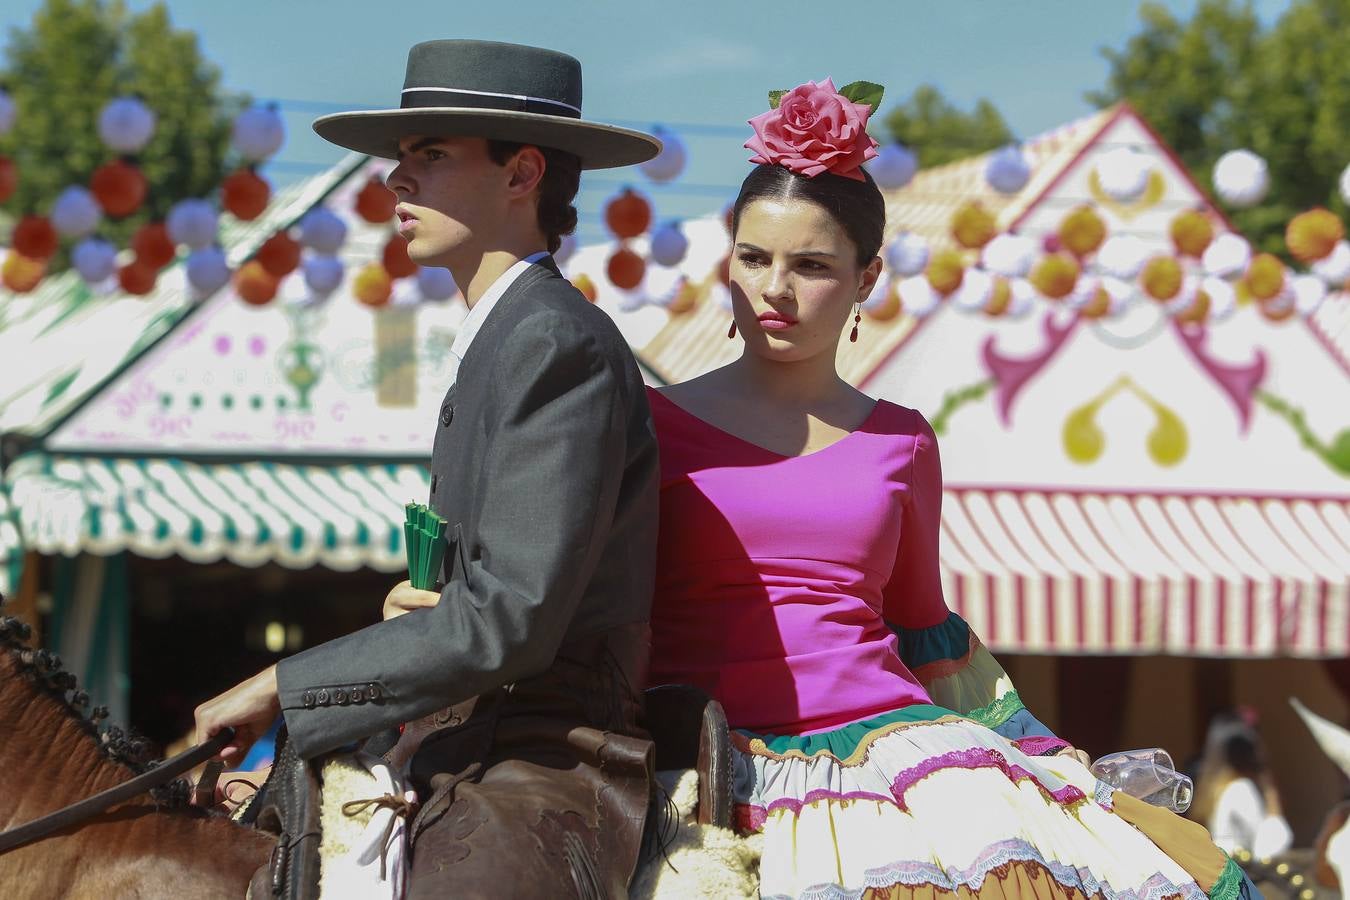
[1173,322,1266,432]
[981,312,1079,427]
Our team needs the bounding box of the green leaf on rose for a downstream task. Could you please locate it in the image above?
[838,80,885,112]
[768,90,787,109]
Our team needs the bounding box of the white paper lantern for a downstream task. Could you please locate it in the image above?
[299,208,348,254]
[1095,147,1154,202]
[1096,234,1150,280]
[649,221,689,267]
[1212,149,1269,208]
[1165,276,1201,316]
[616,288,647,313]
[1201,277,1236,322]
[984,145,1031,194]
[51,186,102,238]
[981,233,1035,278]
[1008,278,1036,318]
[884,232,929,276]
[98,97,156,154]
[166,199,219,249]
[954,268,994,311]
[1291,273,1328,316]
[302,254,345,296]
[1201,232,1252,278]
[553,233,577,265]
[185,247,231,296]
[868,144,918,191]
[1312,240,1350,284]
[71,238,117,284]
[640,126,688,183]
[1101,276,1135,315]
[231,105,286,162]
[897,275,940,317]
[860,272,892,311]
[1066,276,1100,311]
[0,89,14,137]
[1339,163,1350,208]
[417,265,457,301]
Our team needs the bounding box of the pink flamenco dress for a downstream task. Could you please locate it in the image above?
[646,389,1251,900]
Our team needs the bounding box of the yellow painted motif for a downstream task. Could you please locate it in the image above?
[1062,376,1189,467]
[1087,169,1166,220]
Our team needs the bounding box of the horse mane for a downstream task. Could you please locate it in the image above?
[0,593,194,808]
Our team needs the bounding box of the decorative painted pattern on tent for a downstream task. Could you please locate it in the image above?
[941,487,1350,658]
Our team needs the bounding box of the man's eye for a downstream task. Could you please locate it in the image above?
[425,149,445,161]
[799,260,826,271]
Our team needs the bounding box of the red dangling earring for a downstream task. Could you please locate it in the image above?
[727,319,738,339]
[849,302,862,343]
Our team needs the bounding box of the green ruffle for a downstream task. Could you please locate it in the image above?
[741,704,957,759]
[892,611,971,670]
[963,689,1028,730]
[1208,857,1244,900]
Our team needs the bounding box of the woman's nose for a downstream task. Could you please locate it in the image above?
[762,265,793,301]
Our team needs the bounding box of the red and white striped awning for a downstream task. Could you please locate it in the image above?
[939,488,1350,658]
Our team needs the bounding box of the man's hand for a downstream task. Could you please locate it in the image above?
[1057,745,1092,767]
[383,580,441,620]
[193,665,280,766]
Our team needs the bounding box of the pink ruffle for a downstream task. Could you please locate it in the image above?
[890,747,1086,812]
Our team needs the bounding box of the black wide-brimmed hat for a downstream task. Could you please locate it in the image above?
[313,40,660,170]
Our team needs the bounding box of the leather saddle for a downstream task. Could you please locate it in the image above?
[237,727,323,900]
[640,684,734,829]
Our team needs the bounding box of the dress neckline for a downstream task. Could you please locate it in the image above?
[650,389,887,462]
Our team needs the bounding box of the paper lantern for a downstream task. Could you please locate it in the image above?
[984,277,1013,316]
[0,156,15,203]
[235,260,280,306]
[12,215,58,260]
[382,235,418,279]
[953,267,993,311]
[166,199,219,249]
[649,221,689,267]
[898,275,940,317]
[303,254,345,296]
[981,233,1035,278]
[1340,163,1350,207]
[118,259,158,296]
[2,252,44,293]
[97,97,156,154]
[1312,240,1350,284]
[0,89,14,137]
[1174,288,1210,325]
[1213,149,1269,208]
[257,231,302,278]
[605,189,652,239]
[1097,235,1149,279]
[417,265,457,301]
[51,186,102,238]
[1058,205,1106,258]
[554,233,577,265]
[1077,283,1113,319]
[1095,147,1154,202]
[352,263,393,307]
[1260,292,1297,323]
[862,275,900,320]
[868,144,918,190]
[884,232,929,276]
[1169,210,1214,257]
[925,250,965,295]
[299,207,348,254]
[1201,232,1251,278]
[640,126,688,183]
[1140,256,1183,301]
[72,238,117,284]
[90,160,147,217]
[667,278,698,315]
[354,175,398,224]
[131,222,177,269]
[1286,208,1344,264]
[985,145,1031,194]
[1291,274,1328,316]
[231,105,286,162]
[221,168,271,220]
[1008,278,1037,318]
[951,202,997,250]
[571,273,598,302]
[185,247,231,296]
[607,247,646,290]
[1101,276,1135,315]
[1202,277,1237,322]
[1029,253,1079,300]
[1245,253,1285,301]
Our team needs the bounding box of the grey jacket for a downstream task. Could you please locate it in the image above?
[275,257,659,758]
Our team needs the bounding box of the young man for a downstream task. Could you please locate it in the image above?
[193,40,662,896]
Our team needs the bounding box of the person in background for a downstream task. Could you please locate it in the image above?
[1194,708,1294,859]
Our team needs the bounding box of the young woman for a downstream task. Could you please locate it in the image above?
[646,79,1255,900]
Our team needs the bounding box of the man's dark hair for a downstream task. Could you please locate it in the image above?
[731,164,886,268]
[486,140,581,254]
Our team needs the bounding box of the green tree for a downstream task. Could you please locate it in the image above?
[882,85,1014,169]
[0,0,239,247]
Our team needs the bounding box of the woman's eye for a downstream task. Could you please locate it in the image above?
[737,253,765,267]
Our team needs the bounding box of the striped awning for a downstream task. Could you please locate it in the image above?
[941,487,1350,658]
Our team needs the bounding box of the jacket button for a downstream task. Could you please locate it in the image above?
[334,688,348,705]
[351,689,365,705]
[439,405,454,427]
[302,690,315,709]
[316,688,330,706]
[366,684,381,702]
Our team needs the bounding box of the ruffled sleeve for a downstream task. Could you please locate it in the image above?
[882,410,1067,754]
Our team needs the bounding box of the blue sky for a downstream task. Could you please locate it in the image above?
[4,0,1287,244]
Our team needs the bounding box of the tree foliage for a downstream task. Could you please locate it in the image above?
[882,85,1014,169]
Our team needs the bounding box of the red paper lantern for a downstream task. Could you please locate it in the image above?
[256,231,302,278]
[605,189,652,239]
[12,215,59,260]
[607,247,646,290]
[0,157,16,204]
[2,252,45,293]
[222,168,271,221]
[355,176,398,223]
[234,260,280,305]
[131,222,177,270]
[90,160,147,217]
[118,259,159,296]
[381,235,418,279]
[353,263,394,307]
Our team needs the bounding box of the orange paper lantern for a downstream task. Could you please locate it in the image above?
[667,278,697,315]
[352,262,393,307]
[1140,256,1183,301]
[1169,210,1214,257]
[571,273,598,302]
[1058,206,1106,258]
[234,260,280,305]
[1175,289,1211,325]
[605,189,652,239]
[355,176,398,224]
[118,259,159,296]
[1029,253,1080,299]
[925,250,966,295]
[91,160,147,217]
[1260,295,1297,322]
[866,283,903,321]
[131,222,177,270]
[11,215,59,260]
[256,231,302,278]
[1079,286,1113,319]
[951,202,998,250]
[0,157,16,204]
[382,235,418,279]
[222,168,271,221]
[1,252,45,293]
[1285,208,1344,263]
[1245,253,1285,301]
[607,247,646,290]
[985,277,1013,317]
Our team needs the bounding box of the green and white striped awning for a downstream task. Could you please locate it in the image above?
[4,454,428,574]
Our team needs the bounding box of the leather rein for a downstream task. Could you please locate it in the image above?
[0,726,236,854]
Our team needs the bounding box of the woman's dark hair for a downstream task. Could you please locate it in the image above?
[731,164,886,268]
[486,140,581,254]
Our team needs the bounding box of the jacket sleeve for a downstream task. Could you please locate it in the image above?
[274,309,629,758]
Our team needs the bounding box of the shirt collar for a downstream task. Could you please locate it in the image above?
[449,251,550,367]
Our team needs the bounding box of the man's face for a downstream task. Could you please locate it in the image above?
[386,135,510,267]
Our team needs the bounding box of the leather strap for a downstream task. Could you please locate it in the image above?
[0,726,236,854]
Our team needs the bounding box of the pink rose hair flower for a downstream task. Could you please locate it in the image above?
[745,78,881,182]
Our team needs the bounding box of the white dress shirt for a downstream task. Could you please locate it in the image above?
[446,251,550,385]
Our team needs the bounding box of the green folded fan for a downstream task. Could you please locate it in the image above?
[404,502,448,590]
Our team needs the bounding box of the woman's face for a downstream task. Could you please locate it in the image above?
[730,198,881,363]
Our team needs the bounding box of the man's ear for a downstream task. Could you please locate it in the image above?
[507,146,547,199]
